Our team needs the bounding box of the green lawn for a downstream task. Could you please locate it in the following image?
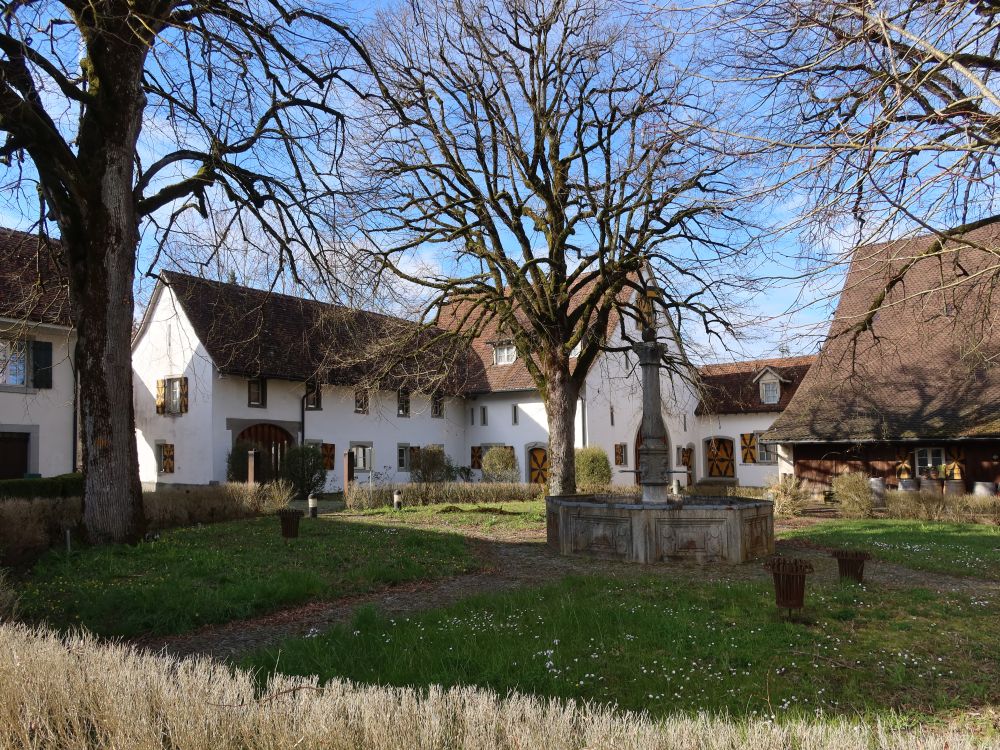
[350,500,546,533]
[778,520,1000,580]
[20,516,478,638]
[243,575,1000,724]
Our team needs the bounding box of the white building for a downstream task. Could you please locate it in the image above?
[694,357,816,487]
[0,229,77,479]
[131,271,711,490]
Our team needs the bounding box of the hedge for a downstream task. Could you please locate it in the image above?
[0,473,83,500]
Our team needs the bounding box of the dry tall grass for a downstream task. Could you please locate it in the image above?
[346,482,544,509]
[885,491,1000,524]
[766,476,807,518]
[0,624,986,750]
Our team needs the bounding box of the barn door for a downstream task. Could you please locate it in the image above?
[528,447,549,484]
[705,437,735,479]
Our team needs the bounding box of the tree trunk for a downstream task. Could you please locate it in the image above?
[544,370,580,496]
[62,35,148,544]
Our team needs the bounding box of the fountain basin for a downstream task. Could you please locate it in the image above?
[546,494,774,565]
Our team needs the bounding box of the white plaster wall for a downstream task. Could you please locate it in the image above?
[0,324,76,477]
[694,412,782,487]
[212,375,465,488]
[132,288,216,486]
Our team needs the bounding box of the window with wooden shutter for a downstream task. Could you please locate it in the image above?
[740,433,758,464]
[158,443,175,474]
[31,340,52,389]
[155,379,166,414]
[321,443,336,471]
[945,446,966,479]
[470,446,483,470]
[614,443,628,466]
[179,376,189,413]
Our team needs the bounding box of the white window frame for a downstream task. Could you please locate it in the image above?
[0,338,27,387]
[756,432,777,464]
[760,379,780,405]
[397,443,410,472]
[354,389,369,415]
[397,389,410,418]
[164,377,183,415]
[915,447,946,476]
[351,442,373,473]
[305,381,322,410]
[247,378,265,408]
[493,342,516,365]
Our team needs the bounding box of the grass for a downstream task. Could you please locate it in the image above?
[19,516,478,638]
[350,500,546,533]
[243,574,1000,725]
[778,519,1000,580]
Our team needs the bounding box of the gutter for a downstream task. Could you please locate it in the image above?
[761,436,1000,445]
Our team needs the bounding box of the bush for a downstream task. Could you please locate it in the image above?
[0,472,83,500]
[346,482,543,510]
[885,491,1000,524]
[282,446,328,499]
[410,446,456,483]
[575,447,612,486]
[832,472,874,519]
[481,446,520,483]
[0,496,81,564]
[767,475,807,518]
[0,569,18,622]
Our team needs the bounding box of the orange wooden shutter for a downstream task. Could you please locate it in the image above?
[161,443,175,473]
[179,377,189,413]
[614,444,625,466]
[945,447,965,479]
[740,433,758,463]
[155,379,165,414]
[471,446,482,470]
[321,443,336,470]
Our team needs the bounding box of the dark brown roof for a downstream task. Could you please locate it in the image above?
[159,271,476,394]
[765,227,1000,443]
[696,355,816,415]
[0,228,71,327]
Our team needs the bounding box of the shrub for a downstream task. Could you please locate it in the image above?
[410,446,456,483]
[575,447,612,486]
[0,569,18,622]
[0,496,81,564]
[0,472,83,500]
[481,446,520,483]
[282,446,328,499]
[885,491,1000,524]
[0,623,985,750]
[346,482,543,510]
[226,441,279,483]
[767,475,807,518]
[832,472,874,519]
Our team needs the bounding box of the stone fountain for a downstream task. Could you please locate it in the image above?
[545,328,774,565]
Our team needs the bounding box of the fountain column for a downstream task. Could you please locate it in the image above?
[633,337,675,504]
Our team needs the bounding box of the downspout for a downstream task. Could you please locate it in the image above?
[300,386,307,446]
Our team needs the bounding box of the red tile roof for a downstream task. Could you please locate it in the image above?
[766,227,1000,442]
[0,228,71,327]
[696,355,815,415]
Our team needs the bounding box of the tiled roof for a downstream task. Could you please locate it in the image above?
[765,227,1000,442]
[695,355,816,415]
[159,271,478,394]
[0,228,71,327]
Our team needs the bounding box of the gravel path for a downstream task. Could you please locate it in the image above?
[134,521,999,662]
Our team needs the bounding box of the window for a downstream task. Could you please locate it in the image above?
[397,443,410,471]
[157,443,175,474]
[164,377,184,414]
[470,407,475,426]
[431,393,444,418]
[511,404,519,425]
[480,405,488,426]
[354,389,369,415]
[305,381,322,410]
[351,442,373,472]
[397,389,410,417]
[609,405,615,427]
[756,432,776,464]
[493,342,516,365]
[614,443,628,467]
[761,380,780,405]
[0,339,26,386]
[915,447,946,476]
[247,378,267,408]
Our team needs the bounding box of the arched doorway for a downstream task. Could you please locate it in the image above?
[528,445,549,484]
[704,437,735,479]
[234,423,294,481]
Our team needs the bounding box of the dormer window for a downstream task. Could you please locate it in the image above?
[761,379,780,405]
[493,342,516,365]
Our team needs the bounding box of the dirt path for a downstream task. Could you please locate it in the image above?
[135,523,999,662]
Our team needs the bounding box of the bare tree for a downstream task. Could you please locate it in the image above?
[712,0,1000,332]
[0,0,364,542]
[348,0,758,494]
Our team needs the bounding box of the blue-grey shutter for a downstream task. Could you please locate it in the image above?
[31,341,52,389]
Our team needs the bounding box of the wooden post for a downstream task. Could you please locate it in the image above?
[247,449,257,485]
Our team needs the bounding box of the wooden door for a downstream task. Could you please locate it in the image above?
[705,437,735,479]
[528,447,549,484]
[0,432,29,480]
[235,423,294,480]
